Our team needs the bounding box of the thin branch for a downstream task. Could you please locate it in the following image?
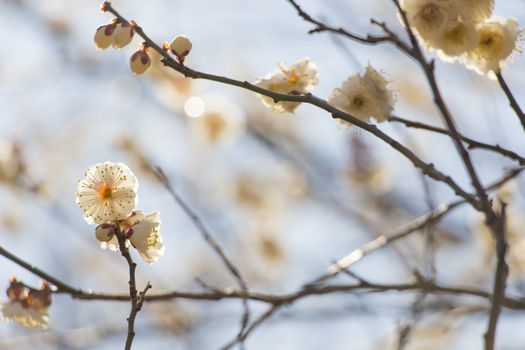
[114,224,141,350]
[496,72,525,132]
[151,167,251,341]
[389,116,525,165]
[286,0,413,54]
[484,202,509,350]
[221,305,280,350]
[305,166,523,287]
[102,1,478,209]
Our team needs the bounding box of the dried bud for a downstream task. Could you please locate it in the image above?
[112,23,134,49]
[95,223,115,242]
[27,288,52,311]
[94,24,116,50]
[130,49,152,75]
[170,35,192,62]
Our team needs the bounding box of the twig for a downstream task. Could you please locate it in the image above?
[389,116,525,165]
[151,166,251,342]
[496,72,525,132]
[221,305,280,350]
[304,166,523,287]
[114,224,142,350]
[484,202,509,350]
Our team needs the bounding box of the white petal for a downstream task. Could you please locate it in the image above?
[129,211,164,264]
[1,302,49,329]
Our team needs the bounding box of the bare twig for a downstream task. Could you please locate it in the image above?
[389,116,525,165]
[151,166,251,342]
[114,224,142,350]
[496,72,525,132]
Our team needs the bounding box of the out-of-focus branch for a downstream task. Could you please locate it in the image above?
[305,166,523,287]
[496,73,525,132]
[389,116,525,165]
[102,1,478,209]
[151,166,251,342]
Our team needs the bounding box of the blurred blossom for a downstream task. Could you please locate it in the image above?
[1,279,51,329]
[329,65,395,123]
[189,94,246,146]
[0,140,24,185]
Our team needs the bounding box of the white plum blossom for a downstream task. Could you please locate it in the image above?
[465,17,522,76]
[95,211,164,264]
[1,280,51,329]
[76,162,138,224]
[255,58,318,113]
[329,65,395,123]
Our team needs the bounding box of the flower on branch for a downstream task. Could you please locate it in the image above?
[76,161,138,224]
[255,57,318,113]
[328,65,395,123]
[96,210,164,264]
[464,17,522,76]
[0,278,51,329]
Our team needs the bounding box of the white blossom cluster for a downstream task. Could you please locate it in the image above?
[401,0,523,76]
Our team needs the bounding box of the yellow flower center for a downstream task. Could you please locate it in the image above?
[97,184,114,200]
[287,72,300,84]
[351,96,365,109]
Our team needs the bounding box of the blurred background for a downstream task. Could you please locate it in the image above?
[1,0,525,349]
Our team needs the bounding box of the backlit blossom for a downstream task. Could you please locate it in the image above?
[329,65,395,123]
[436,19,479,60]
[464,17,521,76]
[1,279,51,329]
[95,210,164,264]
[453,0,494,22]
[401,0,454,47]
[76,162,138,224]
[255,58,318,113]
[0,140,22,184]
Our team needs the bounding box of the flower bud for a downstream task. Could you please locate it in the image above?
[94,24,115,50]
[112,23,134,49]
[95,223,115,242]
[130,49,151,75]
[170,35,192,62]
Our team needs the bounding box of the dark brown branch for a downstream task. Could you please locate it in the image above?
[101,2,478,209]
[496,72,525,132]
[114,225,141,350]
[389,116,525,165]
[484,202,509,350]
[286,0,413,54]
[151,167,251,341]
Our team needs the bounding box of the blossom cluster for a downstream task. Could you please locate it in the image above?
[0,278,51,329]
[76,162,164,264]
[401,0,523,76]
[94,10,192,76]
